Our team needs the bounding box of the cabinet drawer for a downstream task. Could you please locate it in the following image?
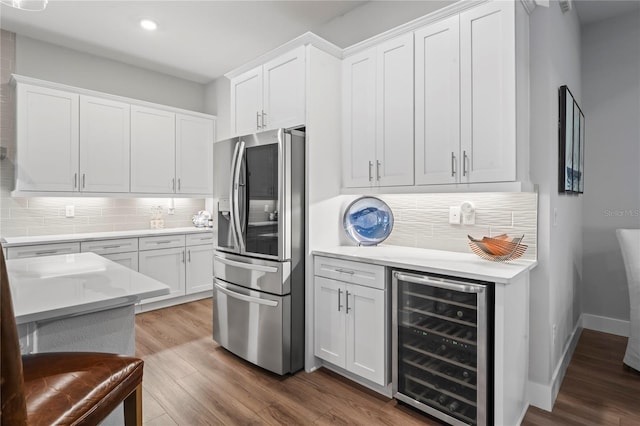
[7,242,80,260]
[186,232,213,246]
[314,256,385,290]
[81,238,138,255]
[139,234,185,251]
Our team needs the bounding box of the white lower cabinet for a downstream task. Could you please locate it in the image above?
[314,257,387,386]
[139,246,186,303]
[185,244,213,294]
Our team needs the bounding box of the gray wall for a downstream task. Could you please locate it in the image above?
[528,1,583,386]
[581,11,640,321]
[15,35,206,112]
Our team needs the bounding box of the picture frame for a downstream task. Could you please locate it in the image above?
[558,85,585,194]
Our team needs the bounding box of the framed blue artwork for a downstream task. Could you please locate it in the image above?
[558,85,585,194]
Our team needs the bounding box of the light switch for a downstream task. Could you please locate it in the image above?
[449,206,461,224]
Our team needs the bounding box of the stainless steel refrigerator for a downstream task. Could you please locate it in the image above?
[212,128,304,375]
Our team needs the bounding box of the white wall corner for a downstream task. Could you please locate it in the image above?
[535,0,550,7]
[521,0,538,14]
[528,321,582,412]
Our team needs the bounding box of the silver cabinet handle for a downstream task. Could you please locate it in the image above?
[463,150,469,177]
[155,240,173,244]
[177,178,181,191]
[368,161,373,182]
[82,173,86,188]
[335,268,355,275]
[338,288,343,312]
[394,271,485,294]
[261,110,266,129]
[188,249,191,263]
[215,282,278,307]
[35,250,59,256]
[172,178,176,191]
[256,111,261,130]
[182,250,185,263]
[376,160,381,181]
[451,152,456,177]
[73,173,77,189]
[346,290,351,313]
[102,245,121,249]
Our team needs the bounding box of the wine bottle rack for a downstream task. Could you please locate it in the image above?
[393,272,489,426]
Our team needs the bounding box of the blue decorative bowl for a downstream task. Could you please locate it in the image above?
[343,197,394,246]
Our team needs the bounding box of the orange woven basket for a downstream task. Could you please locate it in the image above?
[467,234,527,262]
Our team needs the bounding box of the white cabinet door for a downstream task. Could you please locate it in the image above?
[375,33,414,187]
[346,284,386,386]
[342,48,377,188]
[139,247,185,303]
[130,106,176,193]
[185,244,213,294]
[79,95,130,192]
[176,114,214,195]
[262,46,305,130]
[230,66,262,136]
[16,84,79,192]
[103,252,138,271]
[460,0,516,183]
[415,16,461,185]
[314,277,346,367]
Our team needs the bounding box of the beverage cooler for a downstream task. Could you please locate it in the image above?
[392,270,494,426]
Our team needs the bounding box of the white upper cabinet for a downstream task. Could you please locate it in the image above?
[80,95,130,192]
[231,67,263,136]
[12,75,216,197]
[460,0,516,183]
[130,105,176,194]
[414,15,460,185]
[16,84,79,192]
[342,33,414,188]
[230,46,305,135]
[342,49,376,188]
[176,113,214,195]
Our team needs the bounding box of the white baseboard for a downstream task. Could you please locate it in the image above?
[528,321,582,412]
[581,313,630,337]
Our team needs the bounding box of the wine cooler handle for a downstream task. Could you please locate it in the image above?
[346,290,351,313]
[394,272,485,294]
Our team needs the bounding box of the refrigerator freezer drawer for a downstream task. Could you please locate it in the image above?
[213,279,291,375]
[214,251,291,295]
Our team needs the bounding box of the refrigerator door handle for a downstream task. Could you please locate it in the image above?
[231,140,246,252]
[215,282,278,307]
[214,254,279,273]
[393,272,485,294]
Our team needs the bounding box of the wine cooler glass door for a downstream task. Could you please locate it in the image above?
[392,271,489,426]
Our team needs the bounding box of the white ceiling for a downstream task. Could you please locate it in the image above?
[0,0,367,84]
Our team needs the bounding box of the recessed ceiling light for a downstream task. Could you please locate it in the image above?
[140,19,157,31]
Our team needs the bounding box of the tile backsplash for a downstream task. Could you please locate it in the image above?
[377,192,538,261]
[0,197,206,237]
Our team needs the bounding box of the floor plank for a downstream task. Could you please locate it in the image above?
[136,300,640,425]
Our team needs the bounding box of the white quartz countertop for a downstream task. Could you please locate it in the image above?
[7,252,170,324]
[312,245,537,284]
[2,227,213,247]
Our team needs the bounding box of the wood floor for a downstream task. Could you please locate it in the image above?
[136,299,640,425]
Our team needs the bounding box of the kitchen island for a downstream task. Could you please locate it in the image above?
[7,252,169,355]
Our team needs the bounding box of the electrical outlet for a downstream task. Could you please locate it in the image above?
[65,205,75,218]
[553,208,558,227]
[552,324,557,342]
[449,207,461,224]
